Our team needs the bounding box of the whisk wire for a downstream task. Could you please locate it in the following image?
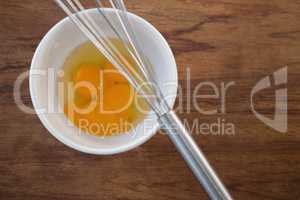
[60,0,166,114]
[55,0,160,113]
[95,0,159,99]
[97,0,171,114]
[70,0,147,87]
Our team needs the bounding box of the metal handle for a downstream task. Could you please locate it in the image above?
[158,110,233,200]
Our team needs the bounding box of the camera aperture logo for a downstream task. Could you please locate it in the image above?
[251,67,288,133]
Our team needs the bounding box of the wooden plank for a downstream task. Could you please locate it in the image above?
[0,0,299,199]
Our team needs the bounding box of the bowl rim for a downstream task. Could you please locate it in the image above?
[29,8,178,155]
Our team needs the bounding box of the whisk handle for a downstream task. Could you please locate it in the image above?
[158,110,233,200]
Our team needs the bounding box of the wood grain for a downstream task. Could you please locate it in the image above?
[1,0,300,199]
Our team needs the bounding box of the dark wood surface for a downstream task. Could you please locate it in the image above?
[1,0,300,199]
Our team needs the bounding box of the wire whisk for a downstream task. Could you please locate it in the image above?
[54,1,233,199]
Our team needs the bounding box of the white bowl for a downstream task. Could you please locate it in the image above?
[30,9,177,155]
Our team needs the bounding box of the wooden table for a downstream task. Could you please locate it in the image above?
[1,0,300,199]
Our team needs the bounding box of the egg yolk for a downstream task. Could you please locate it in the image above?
[64,63,138,136]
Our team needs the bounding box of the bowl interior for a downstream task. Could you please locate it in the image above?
[30,9,177,155]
